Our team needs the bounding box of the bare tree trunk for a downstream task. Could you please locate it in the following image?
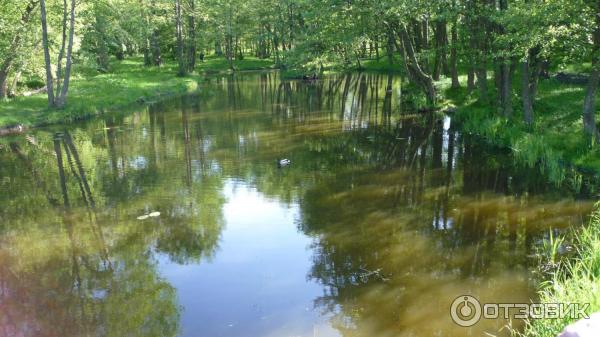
[40,0,55,107]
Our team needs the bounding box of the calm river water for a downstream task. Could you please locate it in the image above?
[0,72,593,337]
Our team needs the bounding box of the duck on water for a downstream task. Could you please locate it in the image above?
[277,159,291,167]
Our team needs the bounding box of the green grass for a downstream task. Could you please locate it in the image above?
[197,55,275,73]
[0,56,276,129]
[438,70,600,184]
[0,57,202,128]
[357,56,404,73]
[516,206,600,337]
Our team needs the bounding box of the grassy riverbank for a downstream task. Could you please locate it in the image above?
[0,56,276,129]
[0,58,200,128]
[442,75,600,183]
[518,207,600,336]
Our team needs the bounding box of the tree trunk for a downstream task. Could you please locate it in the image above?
[467,68,475,91]
[498,0,512,117]
[8,68,22,97]
[140,0,151,66]
[583,70,600,142]
[396,24,436,105]
[187,0,196,72]
[40,0,55,107]
[55,0,68,97]
[95,10,110,72]
[0,69,8,99]
[450,19,460,88]
[521,61,534,125]
[582,0,600,143]
[55,0,76,108]
[175,0,186,76]
[432,20,444,81]
[476,68,487,99]
[500,62,512,117]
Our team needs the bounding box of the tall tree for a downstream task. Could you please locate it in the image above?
[40,0,76,108]
[0,0,39,99]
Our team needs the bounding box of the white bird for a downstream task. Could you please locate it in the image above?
[277,158,291,167]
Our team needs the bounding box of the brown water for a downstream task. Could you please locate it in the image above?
[0,72,593,337]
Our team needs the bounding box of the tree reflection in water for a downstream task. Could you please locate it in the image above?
[0,72,595,337]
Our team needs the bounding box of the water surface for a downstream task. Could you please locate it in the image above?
[0,72,593,337]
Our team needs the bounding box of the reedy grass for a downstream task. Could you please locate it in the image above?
[516,206,600,337]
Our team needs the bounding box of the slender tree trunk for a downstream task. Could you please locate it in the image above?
[140,0,151,66]
[95,9,110,72]
[149,0,161,66]
[186,0,197,71]
[8,68,23,97]
[498,0,512,117]
[56,0,76,108]
[583,70,600,141]
[433,19,448,81]
[55,0,68,97]
[40,0,55,107]
[450,19,460,88]
[175,0,186,76]
[395,23,436,105]
[521,61,534,125]
[500,62,512,117]
[0,69,8,99]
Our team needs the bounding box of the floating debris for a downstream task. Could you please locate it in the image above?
[137,214,149,220]
[148,211,161,217]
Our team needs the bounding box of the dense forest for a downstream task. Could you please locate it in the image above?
[2,0,600,141]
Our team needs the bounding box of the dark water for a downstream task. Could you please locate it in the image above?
[0,72,593,337]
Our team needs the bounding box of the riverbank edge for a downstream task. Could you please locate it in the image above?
[0,78,200,135]
[0,56,277,135]
[515,204,600,337]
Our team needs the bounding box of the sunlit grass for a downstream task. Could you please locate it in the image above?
[0,57,202,128]
[197,55,275,73]
[518,206,600,337]
[441,71,600,184]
